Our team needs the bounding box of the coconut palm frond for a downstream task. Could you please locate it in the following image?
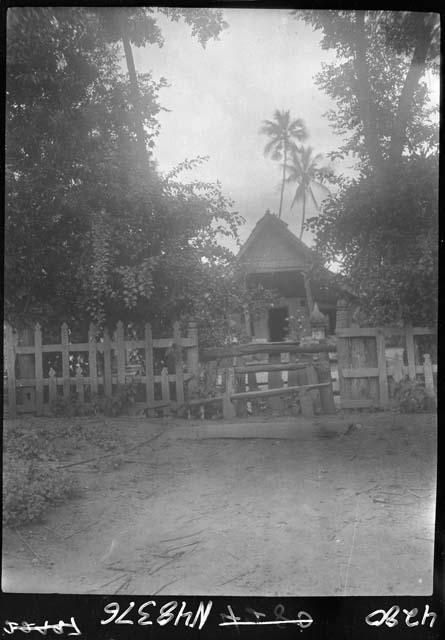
[263,138,280,156]
[259,109,308,219]
[286,144,333,238]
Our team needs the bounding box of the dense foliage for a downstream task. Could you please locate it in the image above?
[308,156,438,325]
[6,7,253,343]
[294,10,439,325]
[3,418,126,525]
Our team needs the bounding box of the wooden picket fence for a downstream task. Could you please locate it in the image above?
[336,326,436,409]
[3,321,199,417]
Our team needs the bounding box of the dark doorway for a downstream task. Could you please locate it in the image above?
[268,307,289,342]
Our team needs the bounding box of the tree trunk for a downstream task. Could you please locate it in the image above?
[120,17,148,165]
[300,191,306,240]
[389,13,436,163]
[353,11,384,178]
[278,145,287,218]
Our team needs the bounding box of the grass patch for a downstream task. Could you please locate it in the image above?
[3,417,121,526]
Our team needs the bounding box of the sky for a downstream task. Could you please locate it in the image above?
[131,8,439,251]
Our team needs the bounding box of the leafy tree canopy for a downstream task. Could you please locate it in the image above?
[293,10,438,326]
[294,10,439,172]
[5,7,253,342]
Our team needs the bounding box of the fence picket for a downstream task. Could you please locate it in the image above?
[173,321,184,406]
[186,321,199,393]
[161,366,170,416]
[392,353,403,383]
[34,323,44,415]
[88,323,98,397]
[5,325,17,417]
[423,354,435,398]
[376,330,389,407]
[115,321,126,386]
[61,322,70,398]
[336,325,435,408]
[48,368,57,405]
[103,329,112,397]
[144,323,155,417]
[75,364,85,403]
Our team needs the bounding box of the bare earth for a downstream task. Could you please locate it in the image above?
[2,412,436,596]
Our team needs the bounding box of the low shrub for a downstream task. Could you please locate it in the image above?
[91,382,138,417]
[50,393,94,417]
[3,459,79,526]
[51,382,139,417]
[3,420,85,526]
[393,378,436,413]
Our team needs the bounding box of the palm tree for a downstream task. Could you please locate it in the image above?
[260,110,307,219]
[286,145,330,240]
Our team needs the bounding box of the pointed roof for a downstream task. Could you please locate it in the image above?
[237,211,357,299]
[237,210,322,268]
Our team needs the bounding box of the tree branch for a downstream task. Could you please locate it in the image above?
[353,11,384,177]
[119,15,148,165]
[389,13,436,163]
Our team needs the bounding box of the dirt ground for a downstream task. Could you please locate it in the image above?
[2,412,436,596]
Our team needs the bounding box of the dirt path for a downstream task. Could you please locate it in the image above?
[2,413,436,596]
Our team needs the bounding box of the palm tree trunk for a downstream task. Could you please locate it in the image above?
[278,145,287,219]
[120,16,148,164]
[300,192,306,240]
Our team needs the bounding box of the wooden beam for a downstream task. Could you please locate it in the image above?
[336,328,379,337]
[341,367,379,378]
[201,341,336,360]
[340,398,374,409]
[230,382,331,401]
[234,362,310,374]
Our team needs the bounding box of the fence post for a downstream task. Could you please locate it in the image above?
[34,323,44,415]
[187,321,199,394]
[61,322,70,399]
[144,323,155,417]
[88,323,98,397]
[222,366,237,419]
[316,354,336,414]
[268,351,283,413]
[5,324,17,417]
[336,299,349,409]
[405,327,416,381]
[173,321,185,407]
[161,366,170,416]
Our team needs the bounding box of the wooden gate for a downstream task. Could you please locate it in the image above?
[336,327,436,409]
